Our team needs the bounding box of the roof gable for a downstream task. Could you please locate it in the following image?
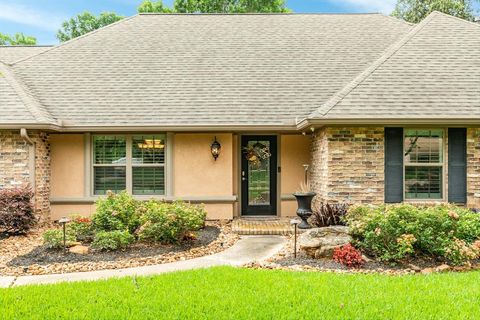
[309,12,480,121]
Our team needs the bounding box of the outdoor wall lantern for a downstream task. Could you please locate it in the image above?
[211,136,221,161]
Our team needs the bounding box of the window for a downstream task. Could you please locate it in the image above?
[404,129,444,200]
[93,135,166,196]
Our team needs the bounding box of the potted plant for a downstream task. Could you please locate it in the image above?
[293,165,316,229]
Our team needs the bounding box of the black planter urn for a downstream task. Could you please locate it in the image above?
[293,192,316,229]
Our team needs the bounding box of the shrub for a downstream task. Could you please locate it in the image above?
[0,187,36,234]
[345,204,480,265]
[69,215,94,242]
[311,202,348,227]
[138,200,207,244]
[333,244,365,268]
[91,230,134,251]
[92,191,140,233]
[43,229,76,249]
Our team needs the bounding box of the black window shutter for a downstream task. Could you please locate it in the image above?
[448,128,467,203]
[385,128,404,203]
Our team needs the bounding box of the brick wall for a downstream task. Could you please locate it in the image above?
[310,127,384,204]
[467,128,480,208]
[0,130,51,219]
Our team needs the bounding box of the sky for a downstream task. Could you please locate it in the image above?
[0,0,478,44]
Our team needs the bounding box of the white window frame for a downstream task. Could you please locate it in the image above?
[403,128,446,201]
[91,134,168,197]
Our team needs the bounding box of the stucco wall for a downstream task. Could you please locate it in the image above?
[173,133,234,219]
[280,134,310,217]
[50,134,85,198]
[310,127,385,204]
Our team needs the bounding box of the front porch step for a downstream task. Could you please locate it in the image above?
[232,218,303,235]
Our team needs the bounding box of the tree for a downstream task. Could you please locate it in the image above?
[392,0,479,23]
[0,32,36,45]
[57,12,124,42]
[137,0,290,13]
[138,0,173,13]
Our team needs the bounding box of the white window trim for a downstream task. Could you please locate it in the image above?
[90,134,169,197]
[403,128,446,202]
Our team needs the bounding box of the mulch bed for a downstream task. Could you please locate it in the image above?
[0,221,239,276]
[245,235,480,275]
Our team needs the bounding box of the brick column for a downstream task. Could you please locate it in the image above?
[467,128,480,208]
[0,130,51,220]
[310,127,384,204]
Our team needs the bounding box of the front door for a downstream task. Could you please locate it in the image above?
[241,135,277,216]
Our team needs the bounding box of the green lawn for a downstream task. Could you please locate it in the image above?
[2,267,480,320]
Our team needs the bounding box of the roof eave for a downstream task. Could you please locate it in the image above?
[299,118,480,129]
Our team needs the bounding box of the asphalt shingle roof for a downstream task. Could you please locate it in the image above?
[309,12,480,121]
[8,14,412,128]
[0,62,55,125]
[0,46,52,64]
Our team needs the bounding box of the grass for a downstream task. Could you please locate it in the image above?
[2,267,480,319]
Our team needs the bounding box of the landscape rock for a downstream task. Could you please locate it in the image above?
[421,267,434,274]
[435,264,451,273]
[69,245,89,255]
[299,226,351,259]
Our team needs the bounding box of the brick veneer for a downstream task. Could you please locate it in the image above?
[0,130,50,219]
[310,127,384,204]
[467,128,480,208]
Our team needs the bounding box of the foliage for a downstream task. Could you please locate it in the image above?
[5,267,480,319]
[42,229,76,249]
[138,0,173,13]
[92,191,140,234]
[333,243,365,268]
[174,0,290,13]
[138,200,206,243]
[91,230,134,251]
[69,215,94,242]
[0,187,36,234]
[392,0,479,23]
[311,202,348,227]
[57,11,124,42]
[138,0,290,13]
[346,204,480,265]
[0,33,36,45]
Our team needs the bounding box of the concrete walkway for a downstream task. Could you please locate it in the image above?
[0,235,285,288]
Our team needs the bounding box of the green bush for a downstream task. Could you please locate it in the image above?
[69,215,94,242]
[43,229,76,249]
[346,204,480,265]
[92,191,140,233]
[138,200,206,244]
[91,230,134,251]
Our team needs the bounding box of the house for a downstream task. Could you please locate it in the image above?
[0,12,479,221]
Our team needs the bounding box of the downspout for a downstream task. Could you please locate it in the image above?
[20,128,36,189]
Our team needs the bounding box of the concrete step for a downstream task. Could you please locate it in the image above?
[232,218,302,235]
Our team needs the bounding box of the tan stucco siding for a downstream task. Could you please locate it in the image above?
[50,134,85,198]
[280,134,310,217]
[173,133,233,197]
[51,204,95,221]
[173,133,234,219]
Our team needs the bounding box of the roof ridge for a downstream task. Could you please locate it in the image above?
[138,12,384,15]
[12,15,139,65]
[0,45,54,48]
[306,11,439,120]
[0,62,56,124]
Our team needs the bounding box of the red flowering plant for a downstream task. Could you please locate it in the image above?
[69,214,94,242]
[333,243,365,268]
